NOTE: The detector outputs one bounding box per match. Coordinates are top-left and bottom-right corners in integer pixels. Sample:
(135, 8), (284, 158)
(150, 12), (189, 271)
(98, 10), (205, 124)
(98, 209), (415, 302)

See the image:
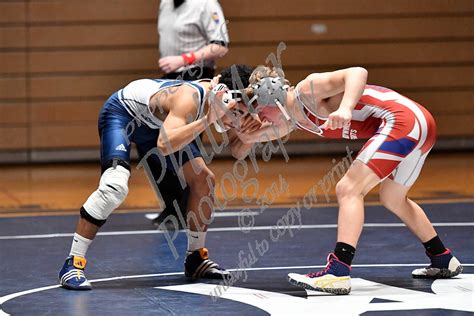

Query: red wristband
(181, 52), (196, 65)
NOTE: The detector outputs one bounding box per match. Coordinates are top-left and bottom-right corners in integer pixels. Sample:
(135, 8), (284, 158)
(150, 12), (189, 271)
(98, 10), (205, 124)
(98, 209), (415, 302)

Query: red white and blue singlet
(296, 85), (437, 186)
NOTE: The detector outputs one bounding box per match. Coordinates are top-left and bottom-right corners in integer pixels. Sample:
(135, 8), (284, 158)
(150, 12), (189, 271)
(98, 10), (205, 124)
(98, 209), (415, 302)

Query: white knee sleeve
(83, 165), (130, 220)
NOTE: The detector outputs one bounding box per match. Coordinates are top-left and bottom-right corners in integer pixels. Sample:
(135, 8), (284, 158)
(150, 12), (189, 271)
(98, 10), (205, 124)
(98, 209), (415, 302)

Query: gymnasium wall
(1, 0), (473, 163)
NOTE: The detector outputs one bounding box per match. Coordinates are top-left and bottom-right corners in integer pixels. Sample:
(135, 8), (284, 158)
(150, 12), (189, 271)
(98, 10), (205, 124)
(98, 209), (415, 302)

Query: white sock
(187, 230), (207, 253)
(69, 233), (93, 258)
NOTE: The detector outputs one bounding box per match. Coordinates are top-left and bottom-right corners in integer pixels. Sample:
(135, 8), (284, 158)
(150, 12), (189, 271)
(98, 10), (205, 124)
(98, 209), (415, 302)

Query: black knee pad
(80, 207), (107, 227)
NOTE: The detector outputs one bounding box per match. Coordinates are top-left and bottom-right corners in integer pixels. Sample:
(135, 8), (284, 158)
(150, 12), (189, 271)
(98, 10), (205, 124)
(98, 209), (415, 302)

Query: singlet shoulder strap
(184, 81), (206, 119)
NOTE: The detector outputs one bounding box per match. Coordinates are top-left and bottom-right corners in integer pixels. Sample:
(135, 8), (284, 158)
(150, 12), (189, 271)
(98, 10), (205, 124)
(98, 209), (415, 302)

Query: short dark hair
(219, 64), (254, 90)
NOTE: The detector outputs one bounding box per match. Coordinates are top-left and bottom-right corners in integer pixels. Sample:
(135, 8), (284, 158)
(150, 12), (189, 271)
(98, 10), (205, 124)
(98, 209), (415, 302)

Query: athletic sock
(334, 242), (356, 266)
(187, 230), (207, 254)
(423, 235), (447, 256)
(69, 233), (93, 258)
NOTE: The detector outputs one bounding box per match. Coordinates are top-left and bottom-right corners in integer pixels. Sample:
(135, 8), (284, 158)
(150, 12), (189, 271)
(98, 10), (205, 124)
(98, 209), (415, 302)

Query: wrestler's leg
(380, 151), (462, 279)
(59, 97), (132, 290)
(379, 179), (436, 242)
(335, 161), (381, 247)
(179, 157), (229, 280)
(288, 161), (380, 295)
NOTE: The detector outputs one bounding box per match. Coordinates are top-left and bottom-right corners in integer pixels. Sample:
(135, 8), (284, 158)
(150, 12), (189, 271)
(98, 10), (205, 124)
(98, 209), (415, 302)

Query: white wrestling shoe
(288, 253), (351, 295)
(412, 249), (463, 279)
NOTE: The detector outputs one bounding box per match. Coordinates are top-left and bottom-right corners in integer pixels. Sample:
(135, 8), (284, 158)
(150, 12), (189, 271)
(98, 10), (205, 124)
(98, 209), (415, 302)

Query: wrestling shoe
(288, 253), (351, 295)
(58, 256), (92, 290)
(412, 249), (463, 279)
(184, 248), (230, 280)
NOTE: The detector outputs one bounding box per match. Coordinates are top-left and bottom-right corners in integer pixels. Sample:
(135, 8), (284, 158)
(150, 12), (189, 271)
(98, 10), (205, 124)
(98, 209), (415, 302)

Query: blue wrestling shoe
(58, 256), (92, 290)
(412, 249), (463, 279)
(184, 248), (230, 280)
(288, 253), (351, 295)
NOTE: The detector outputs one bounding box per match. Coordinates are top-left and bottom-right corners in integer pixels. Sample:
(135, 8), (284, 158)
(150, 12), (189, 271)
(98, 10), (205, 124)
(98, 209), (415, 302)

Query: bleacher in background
(1, 0), (473, 162)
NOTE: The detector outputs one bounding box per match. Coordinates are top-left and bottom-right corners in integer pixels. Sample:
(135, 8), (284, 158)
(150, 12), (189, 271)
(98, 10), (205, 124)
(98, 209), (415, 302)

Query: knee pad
(82, 165), (130, 225)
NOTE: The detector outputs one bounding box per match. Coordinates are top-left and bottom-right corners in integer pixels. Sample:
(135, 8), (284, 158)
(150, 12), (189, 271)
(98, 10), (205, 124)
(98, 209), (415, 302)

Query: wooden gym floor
(0, 151), (473, 315)
(0, 151), (472, 217)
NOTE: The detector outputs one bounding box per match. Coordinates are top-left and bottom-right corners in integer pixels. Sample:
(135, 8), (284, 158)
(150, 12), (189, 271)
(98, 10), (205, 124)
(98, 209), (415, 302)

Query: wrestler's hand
(224, 109), (262, 133)
(158, 55), (185, 73)
(321, 108), (352, 130)
(238, 113), (262, 133)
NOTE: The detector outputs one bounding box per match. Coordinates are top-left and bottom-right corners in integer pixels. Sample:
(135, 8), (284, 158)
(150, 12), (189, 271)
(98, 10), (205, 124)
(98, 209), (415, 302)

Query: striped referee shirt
(158, 0), (229, 71)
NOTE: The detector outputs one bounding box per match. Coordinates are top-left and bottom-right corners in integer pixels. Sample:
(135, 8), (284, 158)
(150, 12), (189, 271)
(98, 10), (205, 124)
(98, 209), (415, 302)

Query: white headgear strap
(209, 84), (245, 133)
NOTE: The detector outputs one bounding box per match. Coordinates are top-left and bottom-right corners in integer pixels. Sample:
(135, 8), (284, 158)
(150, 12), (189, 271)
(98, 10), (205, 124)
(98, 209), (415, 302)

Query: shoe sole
(184, 271), (231, 280)
(288, 275), (350, 295)
(412, 265), (463, 279)
(60, 283), (92, 291)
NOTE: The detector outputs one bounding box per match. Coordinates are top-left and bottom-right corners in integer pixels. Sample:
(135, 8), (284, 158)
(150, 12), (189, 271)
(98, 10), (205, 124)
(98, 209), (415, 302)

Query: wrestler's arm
(302, 67), (368, 129)
(157, 87), (233, 155)
(227, 128), (254, 160)
(157, 95), (208, 155)
(236, 119), (294, 145)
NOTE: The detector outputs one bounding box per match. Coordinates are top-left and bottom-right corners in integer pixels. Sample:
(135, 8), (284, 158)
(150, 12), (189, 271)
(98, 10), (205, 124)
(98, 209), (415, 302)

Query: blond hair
(249, 65), (290, 85)
(244, 65), (291, 103)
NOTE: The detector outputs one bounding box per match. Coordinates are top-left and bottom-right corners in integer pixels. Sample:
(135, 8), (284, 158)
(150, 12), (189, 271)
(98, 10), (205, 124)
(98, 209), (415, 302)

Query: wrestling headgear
(248, 76), (291, 120)
(209, 83), (244, 133)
